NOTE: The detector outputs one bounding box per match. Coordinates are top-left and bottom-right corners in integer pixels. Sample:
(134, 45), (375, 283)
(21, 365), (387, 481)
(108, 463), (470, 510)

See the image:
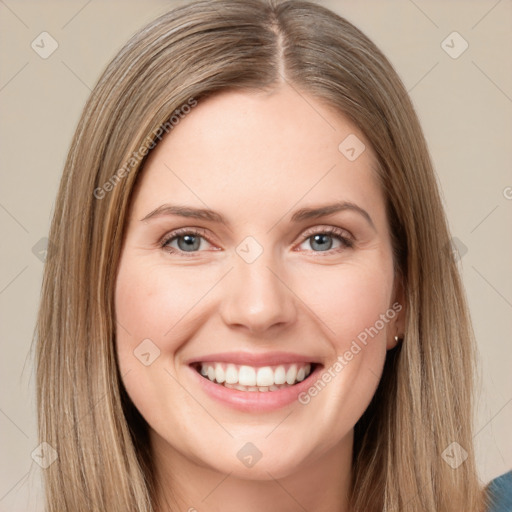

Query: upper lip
(186, 351), (321, 367)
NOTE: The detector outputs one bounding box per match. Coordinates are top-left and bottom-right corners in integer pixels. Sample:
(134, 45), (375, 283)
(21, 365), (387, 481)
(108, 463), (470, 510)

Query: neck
(150, 429), (353, 512)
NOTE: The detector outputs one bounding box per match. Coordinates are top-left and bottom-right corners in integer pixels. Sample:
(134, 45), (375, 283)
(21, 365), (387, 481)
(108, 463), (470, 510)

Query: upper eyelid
(160, 226), (210, 244)
(160, 225), (353, 250)
(300, 225), (353, 240)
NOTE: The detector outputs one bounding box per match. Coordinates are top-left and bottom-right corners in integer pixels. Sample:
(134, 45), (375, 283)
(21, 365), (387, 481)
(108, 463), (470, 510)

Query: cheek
(114, 256), (209, 362)
(113, 254), (178, 391)
(113, 253), (226, 390)
(291, 259), (394, 417)
(300, 258), (395, 348)
(114, 257), (203, 435)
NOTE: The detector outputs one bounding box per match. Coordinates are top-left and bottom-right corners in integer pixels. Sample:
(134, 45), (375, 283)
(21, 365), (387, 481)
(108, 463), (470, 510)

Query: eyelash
(159, 226), (354, 257)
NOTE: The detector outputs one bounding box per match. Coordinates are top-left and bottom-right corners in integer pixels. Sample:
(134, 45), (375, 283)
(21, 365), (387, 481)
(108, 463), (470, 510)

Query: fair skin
(115, 83), (404, 512)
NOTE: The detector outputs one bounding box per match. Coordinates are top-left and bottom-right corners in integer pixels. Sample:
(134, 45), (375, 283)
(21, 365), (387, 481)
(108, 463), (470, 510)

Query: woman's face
(115, 84), (403, 481)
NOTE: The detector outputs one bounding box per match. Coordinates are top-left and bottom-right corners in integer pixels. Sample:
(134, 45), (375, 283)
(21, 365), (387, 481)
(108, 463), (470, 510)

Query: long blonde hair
(35, 0), (485, 510)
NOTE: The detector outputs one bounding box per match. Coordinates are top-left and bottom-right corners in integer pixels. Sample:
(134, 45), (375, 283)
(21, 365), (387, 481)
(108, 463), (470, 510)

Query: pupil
(175, 234), (334, 252)
(311, 234), (332, 251)
(178, 235), (200, 251)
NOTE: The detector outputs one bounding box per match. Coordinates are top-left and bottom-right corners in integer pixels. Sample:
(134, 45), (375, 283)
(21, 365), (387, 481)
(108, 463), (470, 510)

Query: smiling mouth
(192, 362), (317, 392)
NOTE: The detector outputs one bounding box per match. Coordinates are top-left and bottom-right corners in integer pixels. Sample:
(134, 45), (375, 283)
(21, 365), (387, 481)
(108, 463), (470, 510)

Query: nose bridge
(219, 240), (297, 332)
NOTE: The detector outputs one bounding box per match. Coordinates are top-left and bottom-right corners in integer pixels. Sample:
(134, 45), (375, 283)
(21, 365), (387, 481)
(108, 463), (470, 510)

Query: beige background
(1, 0), (511, 509)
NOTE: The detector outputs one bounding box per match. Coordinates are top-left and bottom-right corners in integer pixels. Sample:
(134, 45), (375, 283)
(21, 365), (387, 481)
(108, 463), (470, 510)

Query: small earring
(394, 335), (403, 343)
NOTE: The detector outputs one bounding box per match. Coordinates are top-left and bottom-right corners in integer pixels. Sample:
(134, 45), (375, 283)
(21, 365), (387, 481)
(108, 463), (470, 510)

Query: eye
(160, 228), (215, 255)
(297, 226), (354, 254)
(160, 226), (354, 257)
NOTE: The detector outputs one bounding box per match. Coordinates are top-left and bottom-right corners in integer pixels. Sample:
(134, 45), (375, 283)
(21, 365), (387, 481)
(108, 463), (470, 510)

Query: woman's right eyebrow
(140, 204), (227, 225)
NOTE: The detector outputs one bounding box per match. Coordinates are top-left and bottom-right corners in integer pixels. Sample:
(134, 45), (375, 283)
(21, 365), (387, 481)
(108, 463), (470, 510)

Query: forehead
(130, 85), (385, 228)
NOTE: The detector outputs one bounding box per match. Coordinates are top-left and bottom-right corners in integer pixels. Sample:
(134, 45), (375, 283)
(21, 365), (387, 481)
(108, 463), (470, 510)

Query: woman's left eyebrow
(289, 201), (376, 231)
(140, 200), (376, 231)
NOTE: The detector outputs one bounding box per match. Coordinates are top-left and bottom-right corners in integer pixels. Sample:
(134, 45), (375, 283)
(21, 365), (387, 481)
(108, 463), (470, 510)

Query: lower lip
(188, 364), (322, 412)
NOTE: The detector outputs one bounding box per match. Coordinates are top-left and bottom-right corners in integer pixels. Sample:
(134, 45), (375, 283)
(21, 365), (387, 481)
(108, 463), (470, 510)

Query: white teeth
(239, 365), (256, 386)
(215, 363), (225, 383)
(197, 361), (314, 390)
(274, 366), (286, 385)
(256, 366), (274, 387)
(286, 364), (297, 385)
(225, 364), (238, 384)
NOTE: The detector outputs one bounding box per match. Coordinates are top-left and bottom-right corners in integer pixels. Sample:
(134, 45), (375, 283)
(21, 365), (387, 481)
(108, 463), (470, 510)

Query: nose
(219, 250), (298, 335)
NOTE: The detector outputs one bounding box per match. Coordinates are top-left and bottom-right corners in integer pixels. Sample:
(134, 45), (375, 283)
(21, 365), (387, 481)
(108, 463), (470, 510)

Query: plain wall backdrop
(0, 0), (511, 509)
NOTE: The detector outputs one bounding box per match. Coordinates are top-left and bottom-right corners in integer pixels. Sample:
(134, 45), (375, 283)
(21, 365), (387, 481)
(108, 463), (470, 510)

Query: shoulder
(486, 470), (512, 512)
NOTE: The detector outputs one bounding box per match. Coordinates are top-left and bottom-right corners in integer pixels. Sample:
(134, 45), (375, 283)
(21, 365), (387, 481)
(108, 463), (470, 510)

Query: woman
(35, 0), (493, 510)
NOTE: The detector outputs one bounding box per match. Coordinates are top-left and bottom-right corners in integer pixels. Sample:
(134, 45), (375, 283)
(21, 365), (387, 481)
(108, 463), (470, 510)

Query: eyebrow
(140, 201), (376, 231)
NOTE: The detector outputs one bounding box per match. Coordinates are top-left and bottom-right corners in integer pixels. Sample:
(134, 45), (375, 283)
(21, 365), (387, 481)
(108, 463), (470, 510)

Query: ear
(387, 273), (406, 350)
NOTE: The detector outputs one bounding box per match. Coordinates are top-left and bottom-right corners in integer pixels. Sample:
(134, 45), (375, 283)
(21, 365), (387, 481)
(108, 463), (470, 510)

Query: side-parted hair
(35, 0), (485, 510)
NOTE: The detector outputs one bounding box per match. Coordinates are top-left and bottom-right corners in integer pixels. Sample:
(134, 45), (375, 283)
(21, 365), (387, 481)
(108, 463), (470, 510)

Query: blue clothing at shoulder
(487, 471), (512, 512)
